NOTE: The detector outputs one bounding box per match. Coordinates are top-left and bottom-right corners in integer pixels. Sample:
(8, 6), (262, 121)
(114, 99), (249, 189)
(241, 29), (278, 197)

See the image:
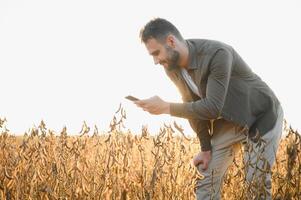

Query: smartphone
(125, 95), (140, 101)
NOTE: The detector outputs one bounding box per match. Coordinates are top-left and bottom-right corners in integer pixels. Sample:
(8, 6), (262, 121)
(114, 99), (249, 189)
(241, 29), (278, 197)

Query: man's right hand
(192, 150), (212, 170)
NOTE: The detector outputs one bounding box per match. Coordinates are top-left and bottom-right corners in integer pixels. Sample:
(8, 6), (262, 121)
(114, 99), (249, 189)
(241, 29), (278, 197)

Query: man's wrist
(201, 150), (211, 154)
(165, 102), (170, 114)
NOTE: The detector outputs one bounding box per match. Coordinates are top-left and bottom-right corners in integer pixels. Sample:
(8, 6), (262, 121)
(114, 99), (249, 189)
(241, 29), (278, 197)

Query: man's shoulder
(186, 39), (233, 54)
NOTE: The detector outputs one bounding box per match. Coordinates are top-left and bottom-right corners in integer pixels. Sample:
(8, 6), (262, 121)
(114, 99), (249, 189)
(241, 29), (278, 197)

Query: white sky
(0, 0), (300, 135)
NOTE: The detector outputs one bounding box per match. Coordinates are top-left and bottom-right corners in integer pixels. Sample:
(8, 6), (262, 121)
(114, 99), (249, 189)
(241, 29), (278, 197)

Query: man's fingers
(192, 151), (211, 170)
(135, 101), (148, 109)
(193, 158), (203, 166)
(133, 97), (163, 115)
(139, 106), (156, 114)
(149, 110), (160, 115)
(134, 101), (145, 107)
(136, 104), (157, 113)
(200, 160), (209, 170)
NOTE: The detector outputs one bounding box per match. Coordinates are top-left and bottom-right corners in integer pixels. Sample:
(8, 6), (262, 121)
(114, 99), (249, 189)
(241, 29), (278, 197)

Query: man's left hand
(192, 150), (212, 171)
(134, 95), (170, 115)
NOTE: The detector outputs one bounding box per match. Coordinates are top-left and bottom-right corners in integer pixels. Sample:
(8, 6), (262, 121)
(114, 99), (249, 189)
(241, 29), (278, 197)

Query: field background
(0, 108), (300, 200)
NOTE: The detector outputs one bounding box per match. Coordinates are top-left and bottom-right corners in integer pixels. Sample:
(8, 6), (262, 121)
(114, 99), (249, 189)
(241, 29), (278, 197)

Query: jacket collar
(185, 40), (198, 70)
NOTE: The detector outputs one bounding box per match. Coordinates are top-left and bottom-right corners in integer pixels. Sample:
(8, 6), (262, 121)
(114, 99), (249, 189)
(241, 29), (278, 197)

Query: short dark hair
(140, 18), (184, 43)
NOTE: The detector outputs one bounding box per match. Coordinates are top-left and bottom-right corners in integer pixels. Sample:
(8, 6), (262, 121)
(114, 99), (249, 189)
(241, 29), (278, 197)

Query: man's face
(145, 38), (180, 71)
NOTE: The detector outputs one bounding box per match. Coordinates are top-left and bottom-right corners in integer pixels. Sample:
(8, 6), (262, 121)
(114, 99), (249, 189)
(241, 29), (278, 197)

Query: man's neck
(178, 42), (190, 69)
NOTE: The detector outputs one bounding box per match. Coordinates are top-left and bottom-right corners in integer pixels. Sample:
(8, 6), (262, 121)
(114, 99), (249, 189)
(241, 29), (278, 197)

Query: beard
(164, 45), (180, 71)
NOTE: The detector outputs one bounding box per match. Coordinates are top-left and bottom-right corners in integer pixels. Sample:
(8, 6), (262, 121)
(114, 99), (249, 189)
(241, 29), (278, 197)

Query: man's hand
(192, 150), (212, 170)
(134, 95), (170, 115)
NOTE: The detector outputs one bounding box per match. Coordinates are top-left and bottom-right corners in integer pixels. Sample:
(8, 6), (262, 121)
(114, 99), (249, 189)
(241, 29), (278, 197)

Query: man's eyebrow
(150, 50), (159, 56)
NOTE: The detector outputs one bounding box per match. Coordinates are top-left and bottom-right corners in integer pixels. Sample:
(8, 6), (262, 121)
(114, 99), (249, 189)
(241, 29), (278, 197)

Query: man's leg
(243, 105), (284, 199)
(195, 120), (246, 200)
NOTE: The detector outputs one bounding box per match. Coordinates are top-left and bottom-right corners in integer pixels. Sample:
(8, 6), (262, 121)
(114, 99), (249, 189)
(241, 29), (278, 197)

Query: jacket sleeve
(188, 118), (212, 151)
(169, 48), (233, 120)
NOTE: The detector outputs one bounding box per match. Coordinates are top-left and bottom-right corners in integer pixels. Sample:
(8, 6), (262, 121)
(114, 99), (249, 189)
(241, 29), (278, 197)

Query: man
(135, 18), (283, 200)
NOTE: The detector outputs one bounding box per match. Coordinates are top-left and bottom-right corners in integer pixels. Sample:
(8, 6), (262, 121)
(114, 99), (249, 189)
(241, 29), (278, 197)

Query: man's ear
(166, 35), (176, 48)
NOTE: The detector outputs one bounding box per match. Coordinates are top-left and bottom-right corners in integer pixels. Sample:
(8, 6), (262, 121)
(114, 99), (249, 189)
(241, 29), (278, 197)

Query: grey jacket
(166, 39), (280, 151)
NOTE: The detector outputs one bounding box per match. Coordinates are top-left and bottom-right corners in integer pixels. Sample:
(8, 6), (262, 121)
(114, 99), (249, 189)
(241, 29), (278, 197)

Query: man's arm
(169, 48), (233, 120)
(189, 118), (212, 151)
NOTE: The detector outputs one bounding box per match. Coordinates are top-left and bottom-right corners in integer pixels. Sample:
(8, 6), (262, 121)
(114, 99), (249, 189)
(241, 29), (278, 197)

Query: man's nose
(153, 57), (159, 65)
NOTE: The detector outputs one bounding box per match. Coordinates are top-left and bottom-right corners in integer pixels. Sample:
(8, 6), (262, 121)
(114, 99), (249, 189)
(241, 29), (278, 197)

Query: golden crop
(0, 106), (300, 200)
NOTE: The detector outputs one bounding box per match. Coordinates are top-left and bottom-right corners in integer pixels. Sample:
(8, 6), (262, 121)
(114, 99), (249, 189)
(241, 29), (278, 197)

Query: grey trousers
(195, 105), (284, 200)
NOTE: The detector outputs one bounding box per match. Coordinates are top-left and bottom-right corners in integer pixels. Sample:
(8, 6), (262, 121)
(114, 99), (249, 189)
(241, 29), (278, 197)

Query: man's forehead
(146, 38), (160, 45)
(145, 38), (163, 51)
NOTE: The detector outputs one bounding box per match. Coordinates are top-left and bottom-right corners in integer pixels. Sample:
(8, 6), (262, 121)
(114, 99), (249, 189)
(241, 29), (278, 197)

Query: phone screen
(125, 95), (140, 101)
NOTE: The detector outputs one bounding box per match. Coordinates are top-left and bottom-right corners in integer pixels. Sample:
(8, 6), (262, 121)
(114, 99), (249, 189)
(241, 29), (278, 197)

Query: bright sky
(0, 0), (300, 135)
